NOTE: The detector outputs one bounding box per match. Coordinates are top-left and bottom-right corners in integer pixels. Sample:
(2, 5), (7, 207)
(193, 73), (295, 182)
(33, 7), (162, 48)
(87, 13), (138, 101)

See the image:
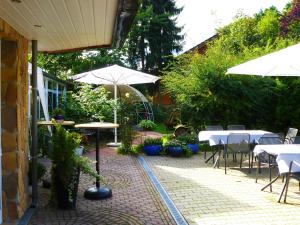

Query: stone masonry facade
(0, 18), (29, 223)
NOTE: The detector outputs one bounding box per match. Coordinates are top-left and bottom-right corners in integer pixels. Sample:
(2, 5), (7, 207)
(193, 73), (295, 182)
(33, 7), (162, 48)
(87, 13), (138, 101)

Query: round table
(75, 122), (119, 200)
(37, 120), (75, 126)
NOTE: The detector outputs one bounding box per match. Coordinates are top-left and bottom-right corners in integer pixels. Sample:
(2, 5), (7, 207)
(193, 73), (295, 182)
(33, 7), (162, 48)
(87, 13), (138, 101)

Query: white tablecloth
(253, 144), (300, 174)
(198, 130), (271, 146)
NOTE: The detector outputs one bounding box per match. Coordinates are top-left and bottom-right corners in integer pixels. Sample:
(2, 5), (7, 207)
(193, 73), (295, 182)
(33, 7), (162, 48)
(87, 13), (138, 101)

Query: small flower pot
(168, 146), (183, 157)
(54, 115), (64, 123)
(187, 143), (199, 154)
(144, 145), (162, 156)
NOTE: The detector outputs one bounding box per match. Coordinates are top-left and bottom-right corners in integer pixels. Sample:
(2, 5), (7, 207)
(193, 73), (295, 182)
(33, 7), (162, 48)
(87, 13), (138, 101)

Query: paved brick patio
(145, 153), (300, 225)
(29, 145), (175, 225)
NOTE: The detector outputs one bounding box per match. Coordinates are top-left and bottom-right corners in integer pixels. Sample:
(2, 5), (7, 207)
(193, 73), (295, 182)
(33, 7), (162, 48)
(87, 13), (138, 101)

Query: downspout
(112, 0), (139, 48)
(31, 40), (38, 208)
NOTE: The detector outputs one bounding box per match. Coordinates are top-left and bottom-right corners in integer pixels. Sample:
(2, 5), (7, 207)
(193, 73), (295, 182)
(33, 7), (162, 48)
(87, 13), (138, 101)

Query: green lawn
(153, 123), (173, 134)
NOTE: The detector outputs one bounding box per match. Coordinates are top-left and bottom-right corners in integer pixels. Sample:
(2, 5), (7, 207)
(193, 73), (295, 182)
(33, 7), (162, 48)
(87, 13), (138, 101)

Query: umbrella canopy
(226, 43), (300, 76)
(72, 64), (160, 85)
(72, 65), (159, 146)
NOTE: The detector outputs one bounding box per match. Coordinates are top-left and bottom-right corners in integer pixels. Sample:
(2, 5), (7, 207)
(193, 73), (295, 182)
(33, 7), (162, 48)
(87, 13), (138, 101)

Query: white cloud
(176, 0), (291, 52)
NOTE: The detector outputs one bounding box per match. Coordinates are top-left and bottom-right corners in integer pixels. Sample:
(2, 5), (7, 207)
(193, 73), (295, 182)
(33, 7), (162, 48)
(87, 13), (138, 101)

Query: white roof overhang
(0, 0), (138, 52)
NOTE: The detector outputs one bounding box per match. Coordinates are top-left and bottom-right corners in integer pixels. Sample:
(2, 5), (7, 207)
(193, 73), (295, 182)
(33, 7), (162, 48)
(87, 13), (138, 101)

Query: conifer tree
(126, 0), (183, 75)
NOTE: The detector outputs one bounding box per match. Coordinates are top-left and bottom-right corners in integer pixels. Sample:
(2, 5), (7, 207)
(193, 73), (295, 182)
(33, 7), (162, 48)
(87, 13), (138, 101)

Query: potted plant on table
(52, 108), (65, 123)
(50, 123), (99, 209)
(177, 133), (200, 154)
(143, 138), (163, 156)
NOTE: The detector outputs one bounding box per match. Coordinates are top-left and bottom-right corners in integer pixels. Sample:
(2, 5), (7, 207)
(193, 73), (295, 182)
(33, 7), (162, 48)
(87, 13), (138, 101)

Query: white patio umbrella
(226, 43), (300, 76)
(72, 64), (160, 146)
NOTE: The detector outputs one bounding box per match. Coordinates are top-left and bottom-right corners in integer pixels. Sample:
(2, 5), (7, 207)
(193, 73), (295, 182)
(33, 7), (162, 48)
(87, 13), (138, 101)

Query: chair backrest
(292, 136), (300, 144)
(258, 134), (283, 145)
(205, 125), (223, 131)
(227, 133), (250, 153)
(257, 134), (282, 164)
(227, 124), (246, 130)
(284, 128), (298, 144)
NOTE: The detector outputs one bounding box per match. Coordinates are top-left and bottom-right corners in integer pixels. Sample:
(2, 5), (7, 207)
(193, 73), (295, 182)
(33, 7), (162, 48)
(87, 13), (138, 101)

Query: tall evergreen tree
(126, 0), (183, 75)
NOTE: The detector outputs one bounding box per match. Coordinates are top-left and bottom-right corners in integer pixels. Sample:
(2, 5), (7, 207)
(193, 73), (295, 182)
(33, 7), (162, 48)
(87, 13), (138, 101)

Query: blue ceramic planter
(168, 146), (183, 157)
(187, 143), (199, 154)
(54, 115), (64, 123)
(144, 145), (162, 156)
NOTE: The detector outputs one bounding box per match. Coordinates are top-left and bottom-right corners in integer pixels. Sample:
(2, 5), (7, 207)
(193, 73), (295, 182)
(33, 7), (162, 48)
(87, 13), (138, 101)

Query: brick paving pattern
(145, 153), (300, 225)
(29, 145), (176, 225)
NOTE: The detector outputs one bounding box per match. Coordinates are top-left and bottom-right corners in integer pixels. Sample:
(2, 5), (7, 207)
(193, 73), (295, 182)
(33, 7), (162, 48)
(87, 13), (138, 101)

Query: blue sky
(176, 0), (291, 52)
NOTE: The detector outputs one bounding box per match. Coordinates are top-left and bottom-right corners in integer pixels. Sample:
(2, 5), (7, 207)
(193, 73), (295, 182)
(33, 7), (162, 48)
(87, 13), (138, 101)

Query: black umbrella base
(84, 186), (112, 200)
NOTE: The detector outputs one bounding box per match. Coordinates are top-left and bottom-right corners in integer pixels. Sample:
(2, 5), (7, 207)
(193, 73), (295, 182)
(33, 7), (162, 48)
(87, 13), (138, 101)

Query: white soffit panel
(0, 0), (119, 52)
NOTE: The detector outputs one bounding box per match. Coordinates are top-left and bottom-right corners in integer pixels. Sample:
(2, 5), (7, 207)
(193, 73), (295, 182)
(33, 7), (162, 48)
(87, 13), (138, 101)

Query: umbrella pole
(107, 84), (121, 147)
(114, 84), (118, 144)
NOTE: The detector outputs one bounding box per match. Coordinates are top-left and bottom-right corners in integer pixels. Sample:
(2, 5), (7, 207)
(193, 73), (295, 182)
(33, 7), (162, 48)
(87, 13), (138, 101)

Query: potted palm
(143, 138), (163, 156)
(50, 122), (99, 209)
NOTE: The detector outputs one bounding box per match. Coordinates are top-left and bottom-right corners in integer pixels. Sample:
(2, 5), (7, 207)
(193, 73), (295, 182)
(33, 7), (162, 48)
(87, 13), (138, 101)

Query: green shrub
(153, 123), (172, 134)
(182, 145), (193, 157)
(51, 122), (99, 208)
(133, 143), (144, 154)
(152, 104), (172, 123)
(200, 143), (212, 152)
(164, 139), (182, 147)
(118, 144), (142, 156)
(162, 134), (175, 145)
(177, 133), (199, 144)
(144, 138), (162, 146)
(138, 120), (157, 130)
(165, 139), (192, 157)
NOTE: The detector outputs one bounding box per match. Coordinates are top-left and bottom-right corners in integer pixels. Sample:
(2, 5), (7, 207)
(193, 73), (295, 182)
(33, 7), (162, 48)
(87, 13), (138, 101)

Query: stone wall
(0, 18), (29, 223)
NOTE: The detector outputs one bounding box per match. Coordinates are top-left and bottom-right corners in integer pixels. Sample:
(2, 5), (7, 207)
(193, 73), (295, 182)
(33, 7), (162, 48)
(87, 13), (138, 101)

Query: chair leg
(278, 175), (288, 203)
(217, 150), (221, 168)
(284, 174), (290, 203)
(240, 153), (243, 168)
(262, 174), (280, 191)
(255, 157), (260, 183)
(248, 152), (251, 173)
(268, 155), (272, 192)
(224, 148), (227, 174)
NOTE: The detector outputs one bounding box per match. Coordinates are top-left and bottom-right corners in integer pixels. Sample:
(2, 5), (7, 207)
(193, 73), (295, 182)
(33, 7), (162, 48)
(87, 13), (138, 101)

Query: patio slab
(29, 146), (176, 225)
(144, 153), (300, 225)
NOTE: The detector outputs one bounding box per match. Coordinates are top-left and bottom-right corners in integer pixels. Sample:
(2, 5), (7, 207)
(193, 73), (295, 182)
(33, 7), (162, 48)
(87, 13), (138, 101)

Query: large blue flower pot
(187, 143), (199, 154)
(168, 146), (183, 157)
(144, 145), (162, 156)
